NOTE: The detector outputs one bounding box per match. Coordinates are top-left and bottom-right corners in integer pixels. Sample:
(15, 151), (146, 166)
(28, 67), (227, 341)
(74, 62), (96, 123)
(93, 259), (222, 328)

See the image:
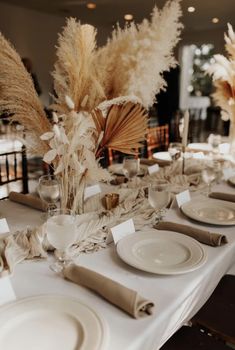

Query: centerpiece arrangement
(208, 23), (235, 157)
(0, 0), (183, 213)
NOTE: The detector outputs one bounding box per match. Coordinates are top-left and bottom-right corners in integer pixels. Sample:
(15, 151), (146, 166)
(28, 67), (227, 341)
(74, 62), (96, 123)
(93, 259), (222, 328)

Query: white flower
(65, 95), (75, 110)
(52, 112), (59, 123)
(43, 149), (57, 163)
(40, 132), (54, 141)
(53, 124), (61, 139)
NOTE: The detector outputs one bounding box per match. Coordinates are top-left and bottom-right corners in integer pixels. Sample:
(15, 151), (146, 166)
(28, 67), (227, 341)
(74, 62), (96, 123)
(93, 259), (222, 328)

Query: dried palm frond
(0, 33), (51, 155)
(52, 18), (106, 113)
(92, 101), (148, 157)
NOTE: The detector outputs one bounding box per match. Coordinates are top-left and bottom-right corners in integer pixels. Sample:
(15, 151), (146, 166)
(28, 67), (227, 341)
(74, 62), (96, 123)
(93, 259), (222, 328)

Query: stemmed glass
(46, 208), (77, 272)
(148, 184), (170, 210)
(202, 169), (216, 196)
(122, 156), (140, 181)
(38, 174), (61, 212)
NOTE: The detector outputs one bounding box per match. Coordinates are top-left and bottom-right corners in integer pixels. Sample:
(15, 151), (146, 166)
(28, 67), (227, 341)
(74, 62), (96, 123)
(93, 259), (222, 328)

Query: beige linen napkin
(9, 192), (48, 211)
(154, 221), (228, 247)
(209, 192), (235, 203)
(63, 264), (155, 319)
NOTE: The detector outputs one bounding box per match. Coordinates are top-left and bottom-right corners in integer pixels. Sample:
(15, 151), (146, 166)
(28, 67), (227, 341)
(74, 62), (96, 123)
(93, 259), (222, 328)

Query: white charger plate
(153, 151), (172, 162)
(228, 175), (235, 186)
(181, 198), (235, 226)
(0, 295), (108, 350)
(108, 163), (145, 176)
(116, 230), (206, 275)
(187, 143), (213, 152)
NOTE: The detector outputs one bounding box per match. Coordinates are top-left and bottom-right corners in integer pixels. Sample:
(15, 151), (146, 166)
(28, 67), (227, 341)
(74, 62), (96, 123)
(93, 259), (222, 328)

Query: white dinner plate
(0, 295), (108, 350)
(153, 151), (172, 162)
(187, 143), (213, 152)
(181, 198), (235, 226)
(228, 175), (235, 186)
(116, 230), (206, 275)
(108, 163), (145, 176)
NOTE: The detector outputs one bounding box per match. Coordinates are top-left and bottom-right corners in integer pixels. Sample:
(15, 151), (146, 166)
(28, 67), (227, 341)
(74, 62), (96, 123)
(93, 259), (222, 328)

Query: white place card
(223, 168), (235, 180)
(0, 218), (10, 238)
(84, 184), (101, 200)
(107, 219), (135, 245)
(0, 276), (16, 306)
(176, 190), (191, 208)
(148, 164), (160, 175)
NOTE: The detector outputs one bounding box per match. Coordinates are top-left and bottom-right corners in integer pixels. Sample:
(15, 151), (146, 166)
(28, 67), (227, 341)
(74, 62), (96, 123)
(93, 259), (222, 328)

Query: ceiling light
(187, 6), (195, 13)
(212, 17), (219, 24)
(87, 2), (96, 9)
(124, 14), (133, 21)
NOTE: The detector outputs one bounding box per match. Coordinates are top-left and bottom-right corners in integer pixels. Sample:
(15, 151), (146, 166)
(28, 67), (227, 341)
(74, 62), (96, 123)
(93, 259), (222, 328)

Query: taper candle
(182, 110), (189, 148)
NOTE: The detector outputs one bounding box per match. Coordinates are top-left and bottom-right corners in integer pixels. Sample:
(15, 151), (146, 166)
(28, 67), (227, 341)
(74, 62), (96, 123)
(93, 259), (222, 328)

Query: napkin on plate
(9, 192), (48, 211)
(63, 264), (155, 319)
(154, 221), (228, 247)
(209, 192), (235, 203)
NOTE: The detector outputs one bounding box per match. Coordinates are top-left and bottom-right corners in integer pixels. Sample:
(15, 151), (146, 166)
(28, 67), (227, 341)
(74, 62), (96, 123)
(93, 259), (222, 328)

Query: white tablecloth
(0, 183), (235, 350)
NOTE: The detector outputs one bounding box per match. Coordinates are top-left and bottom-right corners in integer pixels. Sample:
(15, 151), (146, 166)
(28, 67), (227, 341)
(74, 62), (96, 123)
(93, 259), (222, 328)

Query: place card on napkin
(0, 275), (16, 306)
(84, 184), (101, 200)
(175, 190), (191, 208)
(209, 192), (235, 203)
(63, 264), (155, 319)
(223, 168), (235, 180)
(154, 221), (228, 247)
(0, 218), (10, 238)
(9, 192), (48, 212)
(107, 219), (135, 245)
(148, 164), (160, 175)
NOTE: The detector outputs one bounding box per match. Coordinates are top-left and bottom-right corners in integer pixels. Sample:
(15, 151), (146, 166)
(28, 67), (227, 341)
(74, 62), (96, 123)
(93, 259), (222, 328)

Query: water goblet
(38, 174), (61, 211)
(122, 156), (140, 180)
(46, 208), (77, 272)
(202, 169), (216, 196)
(148, 184), (170, 210)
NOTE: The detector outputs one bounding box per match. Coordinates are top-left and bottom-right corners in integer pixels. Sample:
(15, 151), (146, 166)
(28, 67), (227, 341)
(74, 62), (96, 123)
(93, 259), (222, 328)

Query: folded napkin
(154, 221), (228, 247)
(209, 192), (235, 203)
(63, 264), (155, 319)
(9, 192), (48, 211)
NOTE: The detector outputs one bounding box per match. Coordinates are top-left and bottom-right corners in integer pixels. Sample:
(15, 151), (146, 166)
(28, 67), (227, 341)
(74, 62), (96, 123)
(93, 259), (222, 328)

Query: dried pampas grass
(52, 18), (106, 113)
(92, 101), (148, 157)
(0, 33), (50, 155)
(208, 24), (235, 122)
(95, 0), (183, 109)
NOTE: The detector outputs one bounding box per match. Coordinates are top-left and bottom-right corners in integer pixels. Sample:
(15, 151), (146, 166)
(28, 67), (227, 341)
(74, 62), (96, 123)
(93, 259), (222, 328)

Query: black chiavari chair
(0, 145), (28, 199)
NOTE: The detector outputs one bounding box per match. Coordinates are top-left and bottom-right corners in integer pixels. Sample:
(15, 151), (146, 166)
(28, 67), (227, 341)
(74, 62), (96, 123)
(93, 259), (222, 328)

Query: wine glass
(38, 174), (61, 211)
(202, 169), (216, 196)
(148, 184), (170, 210)
(46, 208), (77, 272)
(122, 156), (140, 180)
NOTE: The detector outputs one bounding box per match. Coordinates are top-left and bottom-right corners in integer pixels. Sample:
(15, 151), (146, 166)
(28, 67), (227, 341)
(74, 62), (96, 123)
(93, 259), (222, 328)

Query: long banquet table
(0, 182), (235, 350)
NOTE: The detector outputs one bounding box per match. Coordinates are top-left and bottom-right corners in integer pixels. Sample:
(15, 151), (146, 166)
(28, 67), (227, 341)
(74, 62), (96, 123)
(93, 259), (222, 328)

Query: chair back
(146, 124), (169, 158)
(0, 145), (28, 199)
